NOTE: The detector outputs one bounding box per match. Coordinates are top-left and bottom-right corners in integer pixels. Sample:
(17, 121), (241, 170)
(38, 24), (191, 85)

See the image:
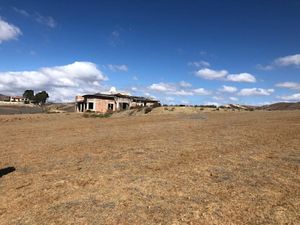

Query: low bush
(144, 107), (153, 114)
(164, 107), (175, 111)
(83, 112), (112, 118)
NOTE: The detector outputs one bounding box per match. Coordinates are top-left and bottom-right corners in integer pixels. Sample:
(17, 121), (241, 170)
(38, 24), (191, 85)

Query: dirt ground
(0, 110), (299, 225)
(0, 103), (75, 115)
(0, 105), (44, 115)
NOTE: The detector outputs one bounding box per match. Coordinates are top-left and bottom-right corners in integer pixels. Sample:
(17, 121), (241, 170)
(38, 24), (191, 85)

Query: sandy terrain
(0, 110), (299, 224)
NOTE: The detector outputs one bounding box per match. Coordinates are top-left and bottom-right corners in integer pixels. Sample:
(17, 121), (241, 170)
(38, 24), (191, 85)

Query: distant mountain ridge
(258, 102), (300, 110)
(219, 102), (300, 111)
(0, 93), (9, 101)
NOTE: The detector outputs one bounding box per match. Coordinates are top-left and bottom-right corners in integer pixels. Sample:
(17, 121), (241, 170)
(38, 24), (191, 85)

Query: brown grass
(0, 111), (299, 224)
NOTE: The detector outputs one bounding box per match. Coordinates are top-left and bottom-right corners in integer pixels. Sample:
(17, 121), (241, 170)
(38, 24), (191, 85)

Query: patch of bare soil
(0, 111), (299, 224)
(0, 104), (43, 115)
(44, 103), (75, 113)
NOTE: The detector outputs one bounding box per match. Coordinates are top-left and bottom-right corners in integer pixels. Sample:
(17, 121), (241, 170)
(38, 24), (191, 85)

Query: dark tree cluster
(23, 90), (49, 105)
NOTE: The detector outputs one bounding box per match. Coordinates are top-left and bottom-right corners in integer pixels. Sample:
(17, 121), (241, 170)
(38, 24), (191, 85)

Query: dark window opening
(121, 103), (129, 110)
(88, 102), (94, 110)
(108, 103), (114, 110)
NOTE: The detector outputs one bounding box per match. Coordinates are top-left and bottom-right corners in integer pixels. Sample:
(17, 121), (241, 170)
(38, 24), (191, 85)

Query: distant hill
(259, 102), (300, 110)
(0, 94), (9, 101)
(219, 102), (300, 111)
(44, 103), (75, 113)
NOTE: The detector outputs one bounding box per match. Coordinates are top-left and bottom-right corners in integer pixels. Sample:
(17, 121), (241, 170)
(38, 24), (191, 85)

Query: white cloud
(0, 61), (108, 102)
(227, 73), (256, 83)
(219, 85), (238, 93)
(188, 60), (210, 67)
(256, 101), (275, 106)
(108, 87), (117, 93)
(195, 68), (228, 80)
(168, 88), (210, 96)
(205, 102), (220, 106)
(277, 93), (300, 101)
(195, 67), (256, 83)
(212, 96), (224, 100)
(179, 81), (192, 87)
(238, 88), (274, 96)
(112, 30), (119, 38)
(229, 97), (239, 101)
(148, 81), (211, 97)
(35, 13), (56, 28)
(109, 30), (122, 46)
(144, 92), (157, 99)
(132, 76), (138, 80)
(13, 7), (57, 28)
(149, 82), (175, 92)
(275, 54), (300, 67)
(172, 90), (194, 96)
(12, 7), (30, 17)
(193, 88), (211, 95)
(276, 82), (300, 90)
(107, 64), (128, 72)
(256, 64), (274, 71)
(165, 97), (175, 101)
(258, 53), (300, 70)
(0, 18), (22, 44)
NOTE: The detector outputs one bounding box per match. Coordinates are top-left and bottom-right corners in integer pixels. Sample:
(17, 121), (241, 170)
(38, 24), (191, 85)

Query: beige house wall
(93, 99), (115, 113)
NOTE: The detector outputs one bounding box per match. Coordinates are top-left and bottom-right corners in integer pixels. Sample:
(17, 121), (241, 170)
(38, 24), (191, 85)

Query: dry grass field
(0, 110), (299, 225)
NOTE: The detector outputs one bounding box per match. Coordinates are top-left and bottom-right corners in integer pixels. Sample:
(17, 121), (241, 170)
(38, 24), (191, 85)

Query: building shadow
(0, 167), (15, 177)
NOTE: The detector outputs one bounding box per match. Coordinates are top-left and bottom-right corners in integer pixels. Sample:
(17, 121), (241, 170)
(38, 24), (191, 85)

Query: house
(9, 96), (27, 102)
(0, 94), (28, 103)
(75, 93), (160, 113)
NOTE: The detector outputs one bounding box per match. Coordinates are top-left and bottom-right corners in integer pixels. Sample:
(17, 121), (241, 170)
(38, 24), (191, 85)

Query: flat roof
(82, 93), (160, 102)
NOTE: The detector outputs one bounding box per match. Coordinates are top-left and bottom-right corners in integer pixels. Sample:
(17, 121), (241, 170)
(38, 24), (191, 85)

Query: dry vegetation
(0, 110), (299, 224)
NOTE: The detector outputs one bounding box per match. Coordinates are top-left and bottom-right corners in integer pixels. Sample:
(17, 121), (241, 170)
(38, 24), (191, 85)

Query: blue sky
(0, 0), (299, 104)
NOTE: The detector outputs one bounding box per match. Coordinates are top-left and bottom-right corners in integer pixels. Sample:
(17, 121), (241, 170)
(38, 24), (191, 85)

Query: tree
(34, 91), (49, 105)
(23, 90), (35, 100)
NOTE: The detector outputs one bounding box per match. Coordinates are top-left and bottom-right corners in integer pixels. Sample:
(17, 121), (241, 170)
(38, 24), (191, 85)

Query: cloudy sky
(0, 0), (299, 104)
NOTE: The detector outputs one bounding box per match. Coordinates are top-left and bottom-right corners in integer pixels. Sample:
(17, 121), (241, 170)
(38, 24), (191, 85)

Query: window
(88, 102), (94, 110)
(108, 103), (114, 110)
